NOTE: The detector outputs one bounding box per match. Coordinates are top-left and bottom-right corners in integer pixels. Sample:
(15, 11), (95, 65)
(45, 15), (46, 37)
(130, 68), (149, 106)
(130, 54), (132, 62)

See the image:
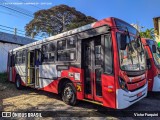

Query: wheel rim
(16, 79), (20, 88)
(64, 86), (73, 100)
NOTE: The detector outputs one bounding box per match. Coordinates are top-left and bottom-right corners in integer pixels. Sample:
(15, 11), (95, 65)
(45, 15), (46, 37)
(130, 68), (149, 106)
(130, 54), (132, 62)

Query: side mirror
(152, 45), (156, 53)
(120, 34), (127, 50)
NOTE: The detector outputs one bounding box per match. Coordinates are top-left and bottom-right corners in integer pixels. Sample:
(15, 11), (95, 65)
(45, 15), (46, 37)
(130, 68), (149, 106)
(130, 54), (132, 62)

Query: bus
(141, 38), (160, 91)
(7, 17), (148, 109)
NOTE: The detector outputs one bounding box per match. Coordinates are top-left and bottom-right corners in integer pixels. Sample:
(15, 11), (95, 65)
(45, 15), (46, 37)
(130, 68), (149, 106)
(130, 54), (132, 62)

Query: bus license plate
(137, 92), (142, 97)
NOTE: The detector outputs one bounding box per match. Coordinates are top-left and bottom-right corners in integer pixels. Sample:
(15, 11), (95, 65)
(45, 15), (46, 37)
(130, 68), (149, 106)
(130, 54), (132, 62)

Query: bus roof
(11, 17), (135, 52)
(11, 17), (114, 52)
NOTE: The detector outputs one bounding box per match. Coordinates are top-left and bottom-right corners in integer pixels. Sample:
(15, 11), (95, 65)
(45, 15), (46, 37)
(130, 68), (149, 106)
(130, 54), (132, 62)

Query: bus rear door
(8, 52), (12, 82)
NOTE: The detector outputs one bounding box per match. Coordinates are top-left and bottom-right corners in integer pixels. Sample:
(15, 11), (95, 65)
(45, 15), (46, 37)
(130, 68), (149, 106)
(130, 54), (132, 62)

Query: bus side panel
(68, 67), (84, 100)
(60, 67), (84, 100)
(39, 66), (84, 100)
(39, 64), (58, 93)
(147, 66), (154, 91)
(12, 67), (17, 82)
(15, 64), (26, 83)
(40, 79), (58, 94)
(102, 74), (116, 109)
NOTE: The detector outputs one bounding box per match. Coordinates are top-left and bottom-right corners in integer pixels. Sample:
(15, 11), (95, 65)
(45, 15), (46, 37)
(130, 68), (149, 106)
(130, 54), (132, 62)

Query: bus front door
(83, 36), (103, 102)
(27, 51), (35, 85)
(35, 49), (41, 88)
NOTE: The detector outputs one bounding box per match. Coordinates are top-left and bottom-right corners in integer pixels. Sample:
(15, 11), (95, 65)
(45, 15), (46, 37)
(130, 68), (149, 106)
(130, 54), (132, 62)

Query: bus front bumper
(116, 82), (148, 109)
(152, 75), (160, 91)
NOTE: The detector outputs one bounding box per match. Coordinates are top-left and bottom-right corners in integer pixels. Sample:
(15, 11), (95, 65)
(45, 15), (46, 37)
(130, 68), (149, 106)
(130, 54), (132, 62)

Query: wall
(0, 42), (20, 73)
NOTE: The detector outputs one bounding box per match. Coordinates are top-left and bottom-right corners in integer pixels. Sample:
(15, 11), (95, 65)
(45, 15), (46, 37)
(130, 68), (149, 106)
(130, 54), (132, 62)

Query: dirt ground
(0, 77), (160, 120)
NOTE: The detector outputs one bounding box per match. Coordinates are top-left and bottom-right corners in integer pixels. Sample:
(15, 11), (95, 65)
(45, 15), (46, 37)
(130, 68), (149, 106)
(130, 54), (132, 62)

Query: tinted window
(48, 43), (55, 52)
(95, 38), (101, 65)
(42, 43), (55, 62)
(104, 35), (113, 74)
(16, 51), (22, 64)
(67, 37), (76, 48)
(57, 37), (77, 62)
(115, 19), (138, 35)
(57, 50), (76, 61)
(22, 50), (26, 64)
(58, 40), (66, 50)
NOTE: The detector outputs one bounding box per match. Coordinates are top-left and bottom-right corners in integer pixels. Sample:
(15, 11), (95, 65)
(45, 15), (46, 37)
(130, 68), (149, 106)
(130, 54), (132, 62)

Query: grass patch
(0, 72), (8, 83)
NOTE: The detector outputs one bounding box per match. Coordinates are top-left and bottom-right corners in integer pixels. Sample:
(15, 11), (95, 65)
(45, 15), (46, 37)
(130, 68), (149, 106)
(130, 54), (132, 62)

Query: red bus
(7, 17), (148, 109)
(141, 38), (160, 91)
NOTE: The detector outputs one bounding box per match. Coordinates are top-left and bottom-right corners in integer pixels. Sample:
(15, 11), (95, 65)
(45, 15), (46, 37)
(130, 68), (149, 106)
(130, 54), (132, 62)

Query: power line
(1, 0), (34, 17)
(0, 4), (33, 18)
(0, 1), (47, 39)
(0, 10), (20, 18)
(0, 27), (14, 33)
(0, 24), (25, 32)
(0, 26), (43, 40)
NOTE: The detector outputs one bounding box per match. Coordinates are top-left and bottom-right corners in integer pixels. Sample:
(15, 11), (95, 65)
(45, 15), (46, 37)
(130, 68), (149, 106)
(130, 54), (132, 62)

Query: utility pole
(14, 28), (17, 35)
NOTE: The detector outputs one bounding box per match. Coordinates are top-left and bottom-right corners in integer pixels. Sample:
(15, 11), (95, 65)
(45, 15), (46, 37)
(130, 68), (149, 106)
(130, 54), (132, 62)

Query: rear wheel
(15, 76), (23, 90)
(62, 83), (77, 106)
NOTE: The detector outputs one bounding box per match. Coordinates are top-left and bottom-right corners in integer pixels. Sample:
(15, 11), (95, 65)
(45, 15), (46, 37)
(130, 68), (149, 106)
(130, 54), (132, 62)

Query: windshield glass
(115, 19), (138, 35)
(147, 40), (160, 66)
(117, 33), (146, 71)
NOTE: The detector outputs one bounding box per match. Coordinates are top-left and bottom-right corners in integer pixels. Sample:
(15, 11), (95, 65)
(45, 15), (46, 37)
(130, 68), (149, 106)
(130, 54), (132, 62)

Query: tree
(25, 4), (97, 38)
(140, 28), (155, 39)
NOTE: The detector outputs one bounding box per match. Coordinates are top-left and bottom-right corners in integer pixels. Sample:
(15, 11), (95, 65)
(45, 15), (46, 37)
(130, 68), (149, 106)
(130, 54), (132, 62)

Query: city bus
(141, 38), (160, 91)
(7, 17), (148, 109)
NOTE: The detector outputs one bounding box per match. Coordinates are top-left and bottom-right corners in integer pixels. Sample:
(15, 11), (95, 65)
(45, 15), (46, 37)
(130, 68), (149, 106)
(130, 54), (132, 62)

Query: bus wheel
(62, 83), (77, 106)
(15, 76), (23, 90)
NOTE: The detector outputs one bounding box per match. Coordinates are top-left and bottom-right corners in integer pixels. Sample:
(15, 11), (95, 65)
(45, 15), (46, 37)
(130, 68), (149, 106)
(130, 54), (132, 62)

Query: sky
(0, 0), (160, 38)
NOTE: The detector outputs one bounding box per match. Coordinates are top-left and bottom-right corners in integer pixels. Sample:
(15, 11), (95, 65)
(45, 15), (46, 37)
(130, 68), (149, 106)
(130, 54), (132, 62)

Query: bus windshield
(117, 33), (146, 71)
(147, 40), (160, 66)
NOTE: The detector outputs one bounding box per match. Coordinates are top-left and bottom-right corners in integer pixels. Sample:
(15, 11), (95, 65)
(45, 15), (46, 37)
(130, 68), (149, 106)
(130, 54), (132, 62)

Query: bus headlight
(119, 77), (128, 92)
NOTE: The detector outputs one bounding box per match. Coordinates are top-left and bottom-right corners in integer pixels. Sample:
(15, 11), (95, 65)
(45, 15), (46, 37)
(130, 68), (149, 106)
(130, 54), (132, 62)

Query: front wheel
(15, 76), (23, 90)
(62, 83), (77, 106)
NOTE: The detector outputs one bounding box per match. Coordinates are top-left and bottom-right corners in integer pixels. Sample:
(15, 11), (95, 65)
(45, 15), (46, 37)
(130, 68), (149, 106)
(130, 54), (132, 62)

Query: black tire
(62, 82), (77, 106)
(15, 75), (23, 90)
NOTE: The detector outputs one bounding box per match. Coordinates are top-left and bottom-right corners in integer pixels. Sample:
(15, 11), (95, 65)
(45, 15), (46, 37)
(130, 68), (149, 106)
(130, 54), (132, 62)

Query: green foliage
(0, 72), (8, 83)
(140, 28), (155, 39)
(25, 4), (97, 38)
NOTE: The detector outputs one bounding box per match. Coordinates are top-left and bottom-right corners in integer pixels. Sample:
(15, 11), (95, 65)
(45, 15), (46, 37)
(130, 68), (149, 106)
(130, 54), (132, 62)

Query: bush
(0, 72), (8, 83)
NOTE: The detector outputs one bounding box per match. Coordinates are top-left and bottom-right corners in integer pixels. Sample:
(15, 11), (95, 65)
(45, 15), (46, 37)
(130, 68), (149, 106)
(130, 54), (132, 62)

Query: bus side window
(58, 40), (66, 50)
(22, 50), (26, 64)
(16, 51), (22, 64)
(42, 44), (48, 62)
(67, 37), (76, 48)
(48, 43), (55, 62)
(95, 38), (102, 65)
(104, 35), (113, 74)
(42, 43), (55, 62)
(57, 37), (77, 61)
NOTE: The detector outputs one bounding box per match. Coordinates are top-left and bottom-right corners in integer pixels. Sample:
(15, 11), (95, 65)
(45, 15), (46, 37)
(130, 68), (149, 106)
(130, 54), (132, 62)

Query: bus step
(26, 83), (35, 86)
(83, 99), (103, 105)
